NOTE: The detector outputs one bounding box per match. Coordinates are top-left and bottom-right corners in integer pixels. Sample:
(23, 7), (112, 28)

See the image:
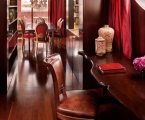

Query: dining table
(26, 22), (55, 53)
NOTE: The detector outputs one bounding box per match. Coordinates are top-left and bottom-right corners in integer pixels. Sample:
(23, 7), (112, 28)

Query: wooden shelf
(8, 44), (17, 60)
(9, 5), (17, 8)
(6, 0), (18, 93)
(0, 0), (18, 93)
(9, 18), (17, 25)
(7, 30), (17, 41)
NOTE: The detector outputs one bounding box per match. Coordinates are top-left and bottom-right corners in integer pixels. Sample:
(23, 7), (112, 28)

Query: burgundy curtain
(50, 0), (58, 26)
(108, 0), (132, 59)
(49, 0), (66, 36)
(57, 0), (66, 36)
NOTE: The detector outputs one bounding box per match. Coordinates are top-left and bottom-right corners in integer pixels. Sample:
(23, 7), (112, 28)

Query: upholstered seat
(19, 19), (35, 50)
(58, 90), (98, 119)
(48, 18), (64, 40)
(23, 32), (34, 38)
(44, 53), (99, 120)
(34, 22), (49, 56)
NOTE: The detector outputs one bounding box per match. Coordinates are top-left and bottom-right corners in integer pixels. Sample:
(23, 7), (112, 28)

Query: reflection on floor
(0, 38), (141, 120)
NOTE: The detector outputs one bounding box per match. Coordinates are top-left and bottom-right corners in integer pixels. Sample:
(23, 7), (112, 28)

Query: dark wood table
(79, 51), (145, 120)
(26, 23), (55, 52)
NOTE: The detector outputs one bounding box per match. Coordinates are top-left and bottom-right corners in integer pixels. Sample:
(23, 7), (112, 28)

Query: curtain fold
(109, 0), (132, 59)
(49, 0), (66, 36)
(57, 0), (66, 36)
(50, 0), (58, 27)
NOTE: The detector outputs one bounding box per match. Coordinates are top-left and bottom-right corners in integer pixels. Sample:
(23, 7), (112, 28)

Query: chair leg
(34, 42), (37, 56)
(49, 37), (52, 50)
(46, 42), (48, 57)
(32, 39), (35, 48)
(36, 42), (38, 54)
(32, 41), (35, 57)
(57, 37), (61, 48)
(22, 38), (25, 50)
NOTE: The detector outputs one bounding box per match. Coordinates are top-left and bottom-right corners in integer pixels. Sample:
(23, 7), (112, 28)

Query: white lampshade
(135, 0), (145, 10)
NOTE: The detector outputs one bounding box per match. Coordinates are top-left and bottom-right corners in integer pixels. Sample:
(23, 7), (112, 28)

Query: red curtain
(50, 0), (58, 26)
(57, 0), (66, 36)
(108, 0), (132, 59)
(49, 0), (66, 36)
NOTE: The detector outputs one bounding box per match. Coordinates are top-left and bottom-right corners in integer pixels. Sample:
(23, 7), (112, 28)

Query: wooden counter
(79, 51), (145, 120)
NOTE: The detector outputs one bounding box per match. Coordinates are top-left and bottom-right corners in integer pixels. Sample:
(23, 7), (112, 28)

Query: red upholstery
(19, 19), (35, 50)
(49, 30), (61, 37)
(58, 90), (98, 119)
(20, 19), (35, 38)
(34, 22), (49, 55)
(23, 32), (35, 38)
(44, 53), (99, 120)
(48, 18), (64, 38)
(34, 22), (48, 42)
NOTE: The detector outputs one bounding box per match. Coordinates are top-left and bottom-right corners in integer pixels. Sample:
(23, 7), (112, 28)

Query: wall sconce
(135, 0), (145, 10)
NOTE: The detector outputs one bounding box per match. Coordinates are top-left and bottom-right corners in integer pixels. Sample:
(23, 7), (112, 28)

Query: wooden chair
(19, 19), (35, 50)
(44, 53), (99, 120)
(35, 17), (45, 24)
(34, 22), (49, 56)
(48, 18), (64, 44)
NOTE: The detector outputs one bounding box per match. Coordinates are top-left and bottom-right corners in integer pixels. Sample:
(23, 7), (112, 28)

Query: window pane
(21, 0), (48, 12)
(19, 0), (49, 25)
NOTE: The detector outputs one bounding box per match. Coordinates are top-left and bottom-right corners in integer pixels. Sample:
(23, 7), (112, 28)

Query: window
(21, 0), (48, 12)
(19, 0), (49, 25)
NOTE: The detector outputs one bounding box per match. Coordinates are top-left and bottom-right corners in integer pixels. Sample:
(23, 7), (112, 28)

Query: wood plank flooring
(0, 37), (141, 120)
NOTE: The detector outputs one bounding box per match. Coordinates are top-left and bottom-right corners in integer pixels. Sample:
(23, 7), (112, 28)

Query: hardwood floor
(0, 38), (141, 120)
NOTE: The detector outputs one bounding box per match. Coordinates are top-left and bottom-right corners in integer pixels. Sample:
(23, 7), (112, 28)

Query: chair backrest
(35, 22), (48, 42)
(57, 18), (64, 30)
(35, 17), (45, 24)
(18, 19), (26, 35)
(44, 53), (66, 106)
(57, 18), (62, 28)
(56, 18), (64, 37)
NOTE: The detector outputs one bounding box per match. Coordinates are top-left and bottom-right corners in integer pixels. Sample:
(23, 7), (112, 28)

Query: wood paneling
(0, 0), (8, 93)
(72, 31), (83, 88)
(82, 0), (110, 89)
(66, 0), (110, 89)
(66, 30), (83, 88)
(66, 0), (74, 29)
(83, 0), (110, 53)
(131, 0), (145, 58)
(66, 30), (73, 70)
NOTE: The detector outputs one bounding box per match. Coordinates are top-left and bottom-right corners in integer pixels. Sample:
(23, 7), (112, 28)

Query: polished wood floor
(0, 38), (141, 120)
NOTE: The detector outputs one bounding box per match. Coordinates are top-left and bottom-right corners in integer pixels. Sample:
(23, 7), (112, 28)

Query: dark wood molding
(80, 51), (145, 120)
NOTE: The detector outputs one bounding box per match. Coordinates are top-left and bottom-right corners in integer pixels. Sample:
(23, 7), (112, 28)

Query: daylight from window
(21, 0), (48, 12)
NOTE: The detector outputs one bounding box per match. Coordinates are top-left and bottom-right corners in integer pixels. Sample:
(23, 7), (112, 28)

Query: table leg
(52, 30), (54, 52)
(29, 32), (30, 53)
(100, 86), (119, 104)
(103, 86), (108, 97)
